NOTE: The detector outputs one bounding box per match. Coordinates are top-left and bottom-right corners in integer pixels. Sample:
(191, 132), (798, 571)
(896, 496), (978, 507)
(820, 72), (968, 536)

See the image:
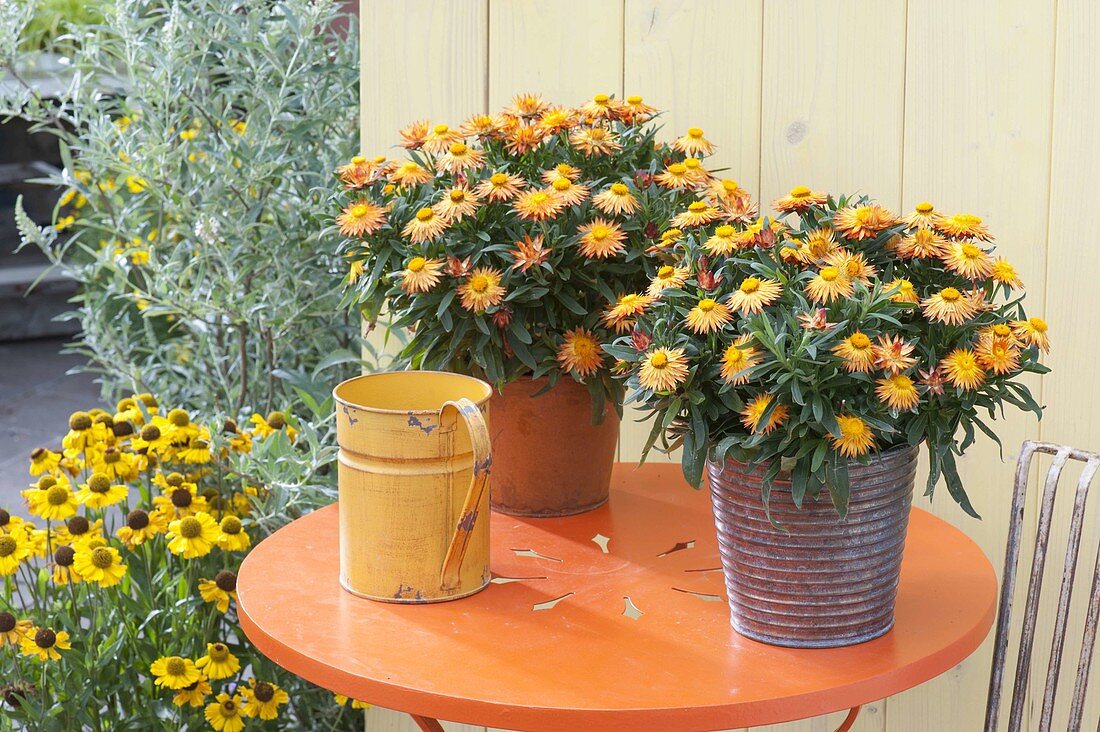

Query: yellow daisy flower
(740, 394), (789, 434)
(805, 266), (853, 305)
(654, 162), (694, 190)
(75, 473), (128, 509)
(389, 160), (433, 187)
(991, 258), (1023, 289)
(28, 447), (61, 476)
(720, 336), (761, 385)
(577, 218), (627, 258)
(638, 348), (690, 392)
(832, 331), (877, 373)
(937, 213), (993, 241)
(0, 529), (31, 576)
(876, 374), (921, 411)
(921, 286), (979, 325)
(672, 127), (715, 156)
(835, 205), (898, 242)
(648, 265), (690, 296)
(621, 94), (657, 122)
(506, 124), (549, 155)
(398, 119), (429, 149)
(535, 106), (578, 135)
(568, 126), (621, 156)
(173, 679), (212, 708)
(0, 612), (32, 646)
(400, 257), (444, 294)
(197, 642), (241, 680)
(216, 516), (250, 552)
(579, 93), (622, 120)
(167, 512), (220, 558)
(897, 228), (948, 259)
(19, 626), (71, 662)
(975, 335), (1021, 375)
(51, 544), (81, 585)
(1011, 317), (1051, 352)
(602, 293), (653, 333)
(199, 571), (238, 613)
(824, 249), (876, 285)
(23, 478), (78, 521)
(513, 189), (565, 221)
(401, 207), (449, 244)
(941, 348), (986, 390)
(549, 177), (590, 206)
(685, 298), (733, 334)
(433, 187), (481, 222)
(241, 679), (290, 720)
(336, 200), (387, 238)
(151, 656), (203, 690)
(249, 411), (297, 441)
(72, 545), (127, 587)
(903, 201), (943, 229)
(671, 201), (721, 229)
(204, 693), (246, 732)
(726, 277), (782, 315)
(832, 416), (875, 458)
(943, 241), (994, 280)
(556, 328), (603, 378)
(773, 185), (828, 213)
(474, 171), (525, 202)
(421, 123), (463, 155)
(703, 224), (739, 256)
(457, 268), (506, 313)
(435, 142), (485, 175)
(592, 182), (640, 216)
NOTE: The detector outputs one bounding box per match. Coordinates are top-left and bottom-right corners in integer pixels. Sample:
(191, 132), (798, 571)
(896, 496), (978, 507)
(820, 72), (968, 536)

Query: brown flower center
(67, 516), (90, 535)
(167, 408), (190, 427)
(113, 421), (135, 437)
(30, 448), (47, 462)
(165, 657), (187, 676)
(209, 643), (229, 662)
(253, 682), (275, 702)
(46, 485), (70, 506)
(178, 517), (202, 539)
(0, 612), (15, 633)
(102, 449), (121, 464)
(171, 489), (193, 508)
(215, 570), (237, 592)
(165, 472), (184, 487)
(266, 412), (286, 429)
(127, 510), (150, 530)
(88, 474), (111, 493)
(69, 412), (92, 431)
(219, 516), (242, 535)
(0, 509), (9, 527)
(90, 548), (114, 569)
(0, 537), (16, 558)
(54, 546), (75, 567)
(140, 425), (161, 442)
(34, 628), (56, 649)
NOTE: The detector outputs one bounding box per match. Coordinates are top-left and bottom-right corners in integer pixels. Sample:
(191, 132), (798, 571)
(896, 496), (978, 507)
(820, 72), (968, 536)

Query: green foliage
(614, 192), (1049, 517)
(16, 0), (111, 51)
(2, 0), (367, 416)
(0, 394), (364, 730)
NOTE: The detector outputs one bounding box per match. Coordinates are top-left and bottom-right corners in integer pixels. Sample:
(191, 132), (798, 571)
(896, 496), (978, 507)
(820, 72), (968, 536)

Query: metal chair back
(985, 440), (1100, 731)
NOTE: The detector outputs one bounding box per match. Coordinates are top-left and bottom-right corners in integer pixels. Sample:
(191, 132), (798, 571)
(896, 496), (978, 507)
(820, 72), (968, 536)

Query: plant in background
(0, 393), (369, 730)
(334, 93), (725, 417)
(610, 188), (1049, 516)
(1, 0), (366, 416)
(15, 0), (112, 51)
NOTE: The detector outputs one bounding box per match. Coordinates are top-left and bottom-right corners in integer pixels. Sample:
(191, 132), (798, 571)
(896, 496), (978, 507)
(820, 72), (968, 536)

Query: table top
(237, 463), (997, 731)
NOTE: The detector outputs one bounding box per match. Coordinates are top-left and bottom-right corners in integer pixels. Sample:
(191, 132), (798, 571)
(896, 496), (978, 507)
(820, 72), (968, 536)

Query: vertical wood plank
(759, 0), (906, 210)
(488, 0), (624, 109)
(360, 3), (489, 729)
(1032, 1), (1100, 729)
(750, 2), (905, 729)
(889, 1), (1057, 731)
(617, 0), (763, 464)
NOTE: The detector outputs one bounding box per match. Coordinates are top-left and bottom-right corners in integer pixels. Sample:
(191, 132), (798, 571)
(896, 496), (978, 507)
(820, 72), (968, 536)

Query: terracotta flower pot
(707, 444), (918, 648)
(489, 377), (619, 517)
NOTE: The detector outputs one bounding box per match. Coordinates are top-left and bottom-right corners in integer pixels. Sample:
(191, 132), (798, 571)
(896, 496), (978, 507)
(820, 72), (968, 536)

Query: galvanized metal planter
(707, 444), (919, 648)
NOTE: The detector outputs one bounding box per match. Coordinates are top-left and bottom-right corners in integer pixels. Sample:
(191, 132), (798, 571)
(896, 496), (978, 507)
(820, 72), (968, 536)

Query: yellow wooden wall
(358, 1), (1100, 729)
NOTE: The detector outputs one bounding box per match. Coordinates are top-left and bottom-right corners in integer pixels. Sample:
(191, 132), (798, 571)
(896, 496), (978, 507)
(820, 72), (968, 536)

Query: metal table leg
(835, 705), (862, 732)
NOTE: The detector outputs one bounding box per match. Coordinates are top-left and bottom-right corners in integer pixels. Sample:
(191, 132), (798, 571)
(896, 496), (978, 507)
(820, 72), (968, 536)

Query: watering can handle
(438, 398), (492, 591)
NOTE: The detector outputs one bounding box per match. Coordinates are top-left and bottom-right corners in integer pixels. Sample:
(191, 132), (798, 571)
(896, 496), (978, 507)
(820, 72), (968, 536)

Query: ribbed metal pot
(707, 444), (918, 648)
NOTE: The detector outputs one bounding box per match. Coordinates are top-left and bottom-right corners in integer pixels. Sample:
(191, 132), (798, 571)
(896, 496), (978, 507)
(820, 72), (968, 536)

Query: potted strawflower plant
(608, 186), (1049, 647)
(334, 93), (724, 516)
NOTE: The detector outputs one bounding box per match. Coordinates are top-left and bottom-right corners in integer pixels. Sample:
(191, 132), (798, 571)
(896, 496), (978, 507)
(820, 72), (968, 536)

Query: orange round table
(237, 463), (996, 732)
